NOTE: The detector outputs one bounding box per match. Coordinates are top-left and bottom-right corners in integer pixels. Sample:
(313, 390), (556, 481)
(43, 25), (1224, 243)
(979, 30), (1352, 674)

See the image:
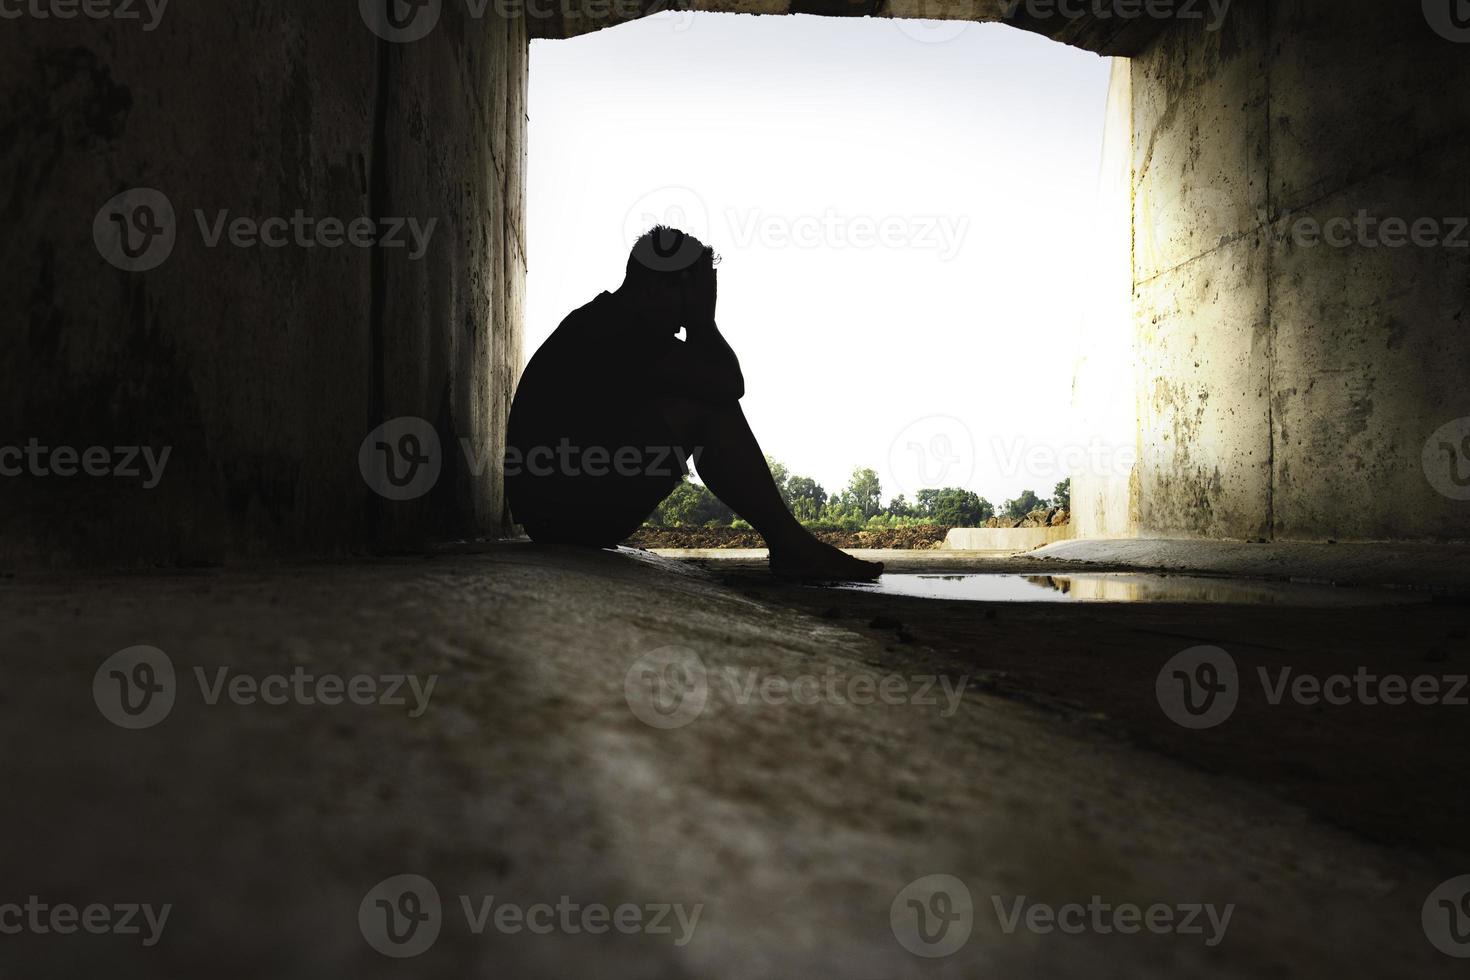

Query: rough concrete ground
(2, 543), (1466, 977)
(1028, 539), (1470, 592)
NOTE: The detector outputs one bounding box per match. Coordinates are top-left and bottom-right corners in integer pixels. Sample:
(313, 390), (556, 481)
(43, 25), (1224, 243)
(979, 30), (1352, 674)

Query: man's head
(620, 225), (718, 329)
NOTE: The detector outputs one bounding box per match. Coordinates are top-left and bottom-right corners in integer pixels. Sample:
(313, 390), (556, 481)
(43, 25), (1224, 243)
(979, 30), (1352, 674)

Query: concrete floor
(3, 542), (1467, 977)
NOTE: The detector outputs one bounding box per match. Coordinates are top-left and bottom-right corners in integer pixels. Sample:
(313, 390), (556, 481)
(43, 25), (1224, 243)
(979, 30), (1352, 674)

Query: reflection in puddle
(831, 573), (1428, 606)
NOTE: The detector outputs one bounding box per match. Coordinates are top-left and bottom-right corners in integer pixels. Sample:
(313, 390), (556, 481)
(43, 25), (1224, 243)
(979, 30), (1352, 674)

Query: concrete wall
(1070, 58), (1138, 539)
(9, 0), (1466, 565)
(1123, 0), (1470, 542)
(1, 2), (526, 567)
(944, 525), (1075, 552)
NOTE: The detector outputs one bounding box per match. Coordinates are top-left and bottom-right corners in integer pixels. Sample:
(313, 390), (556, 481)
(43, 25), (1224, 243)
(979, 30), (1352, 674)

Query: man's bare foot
(769, 539), (883, 581)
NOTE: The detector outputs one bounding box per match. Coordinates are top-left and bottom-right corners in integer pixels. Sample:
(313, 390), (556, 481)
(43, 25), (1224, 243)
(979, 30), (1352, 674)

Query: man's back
(506, 292), (682, 545)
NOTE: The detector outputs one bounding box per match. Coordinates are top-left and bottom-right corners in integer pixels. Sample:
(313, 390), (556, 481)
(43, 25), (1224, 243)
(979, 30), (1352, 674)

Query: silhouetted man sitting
(506, 226), (881, 580)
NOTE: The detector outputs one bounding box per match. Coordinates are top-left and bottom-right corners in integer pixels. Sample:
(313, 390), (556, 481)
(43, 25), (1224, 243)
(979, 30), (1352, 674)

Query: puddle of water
(830, 573), (1429, 606)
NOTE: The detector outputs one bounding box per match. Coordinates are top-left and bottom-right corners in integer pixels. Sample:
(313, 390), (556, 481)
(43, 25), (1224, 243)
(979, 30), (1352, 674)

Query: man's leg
(658, 397), (881, 579)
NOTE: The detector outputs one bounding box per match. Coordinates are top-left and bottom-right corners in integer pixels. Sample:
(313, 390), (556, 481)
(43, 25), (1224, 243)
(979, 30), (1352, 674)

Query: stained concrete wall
(1124, 0), (1470, 541)
(1, 3), (526, 566)
(9, 0), (1465, 565)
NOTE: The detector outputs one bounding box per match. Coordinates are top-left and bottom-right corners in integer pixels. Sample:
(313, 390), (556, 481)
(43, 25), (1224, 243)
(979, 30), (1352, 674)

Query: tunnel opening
(526, 12), (1129, 551)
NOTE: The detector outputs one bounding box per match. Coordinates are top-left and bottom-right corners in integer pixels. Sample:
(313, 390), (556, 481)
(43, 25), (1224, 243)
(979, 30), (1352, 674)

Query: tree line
(648, 461), (1071, 531)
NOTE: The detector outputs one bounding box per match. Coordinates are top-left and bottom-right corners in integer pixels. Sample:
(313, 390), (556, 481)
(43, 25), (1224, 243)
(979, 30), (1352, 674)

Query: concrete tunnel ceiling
(533, 0), (1172, 54)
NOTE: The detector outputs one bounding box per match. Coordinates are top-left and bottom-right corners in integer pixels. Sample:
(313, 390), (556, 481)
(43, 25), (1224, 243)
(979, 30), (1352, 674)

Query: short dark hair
(626, 225), (717, 281)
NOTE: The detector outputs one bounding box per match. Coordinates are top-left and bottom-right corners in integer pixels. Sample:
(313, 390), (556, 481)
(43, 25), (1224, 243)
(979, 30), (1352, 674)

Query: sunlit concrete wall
(1, 3), (526, 566)
(1070, 58), (1137, 539)
(1127, 0), (1470, 542)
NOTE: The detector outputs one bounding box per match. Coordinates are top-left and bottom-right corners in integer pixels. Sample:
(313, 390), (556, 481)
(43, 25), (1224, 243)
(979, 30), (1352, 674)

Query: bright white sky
(527, 13), (1113, 507)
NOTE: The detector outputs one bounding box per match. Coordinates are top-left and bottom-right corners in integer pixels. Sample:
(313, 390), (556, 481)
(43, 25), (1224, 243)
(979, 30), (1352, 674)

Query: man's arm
(648, 321), (745, 401)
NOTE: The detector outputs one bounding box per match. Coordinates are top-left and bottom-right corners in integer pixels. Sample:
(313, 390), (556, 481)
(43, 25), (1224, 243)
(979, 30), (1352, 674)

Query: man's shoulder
(522, 293), (618, 378)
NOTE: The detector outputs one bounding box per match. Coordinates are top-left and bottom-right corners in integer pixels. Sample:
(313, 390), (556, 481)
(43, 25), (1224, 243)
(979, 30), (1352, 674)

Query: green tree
(785, 475), (828, 521)
(1003, 489), (1048, 519)
(839, 467), (883, 519)
(649, 478), (735, 527)
(765, 456), (790, 503)
(916, 487), (993, 526)
(1053, 477), (1071, 510)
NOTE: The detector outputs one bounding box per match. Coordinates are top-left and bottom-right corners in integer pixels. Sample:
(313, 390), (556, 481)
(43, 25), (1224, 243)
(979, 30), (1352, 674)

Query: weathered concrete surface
(1128, 2), (1272, 541)
(1, 3), (525, 567)
(944, 525), (1074, 550)
(1266, 3), (1470, 541)
(1118, 1), (1470, 541)
(1, 545), (1464, 977)
(1030, 537), (1470, 592)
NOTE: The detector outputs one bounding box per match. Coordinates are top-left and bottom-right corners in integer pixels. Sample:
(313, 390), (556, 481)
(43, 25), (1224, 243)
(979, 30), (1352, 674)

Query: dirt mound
(983, 507), (1070, 529)
(625, 525), (951, 550)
